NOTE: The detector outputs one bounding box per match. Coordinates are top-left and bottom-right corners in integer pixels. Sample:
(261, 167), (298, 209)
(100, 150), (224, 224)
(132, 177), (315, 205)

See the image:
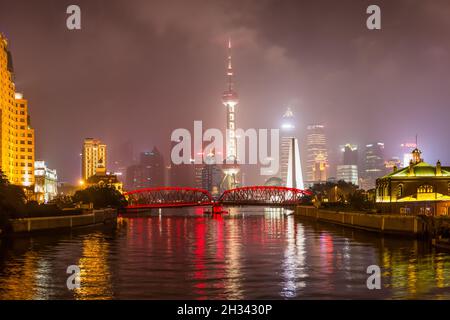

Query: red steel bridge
(125, 186), (312, 210)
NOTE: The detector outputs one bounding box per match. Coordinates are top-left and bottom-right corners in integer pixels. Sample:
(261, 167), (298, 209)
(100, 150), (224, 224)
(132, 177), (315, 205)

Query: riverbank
(295, 206), (427, 236)
(6, 208), (117, 235)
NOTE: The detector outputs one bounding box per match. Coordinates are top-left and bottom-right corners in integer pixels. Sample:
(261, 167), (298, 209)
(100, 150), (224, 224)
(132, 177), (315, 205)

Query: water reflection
(0, 251), (40, 299)
(74, 235), (112, 300)
(0, 208), (449, 299)
(281, 210), (307, 298)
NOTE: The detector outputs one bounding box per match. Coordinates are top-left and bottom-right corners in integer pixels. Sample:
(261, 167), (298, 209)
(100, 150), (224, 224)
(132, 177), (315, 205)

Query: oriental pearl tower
(221, 38), (240, 191)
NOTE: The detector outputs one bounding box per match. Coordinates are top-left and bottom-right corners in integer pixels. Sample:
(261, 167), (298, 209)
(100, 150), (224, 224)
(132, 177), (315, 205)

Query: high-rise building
(168, 161), (195, 187)
(280, 107), (293, 185)
(221, 38), (240, 190)
(82, 138), (107, 182)
(82, 146), (123, 192)
(0, 34), (35, 186)
(337, 144), (359, 185)
(201, 151), (223, 197)
(140, 148), (164, 186)
(400, 142), (417, 168)
(360, 142), (385, 190)
(342, 144), (358, 166)
(306, 124), (328, 185)
(168, 138), (195, 187)
(110, 140), (134, 183)
(126, 148), (164, 190)
(384, 157), (402, 171)
(34, 161), (58, 203)
(279, 107), (304, 188)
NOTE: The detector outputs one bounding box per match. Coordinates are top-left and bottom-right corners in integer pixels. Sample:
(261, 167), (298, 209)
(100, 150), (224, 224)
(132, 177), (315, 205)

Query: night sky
(1, 0), (450, 184)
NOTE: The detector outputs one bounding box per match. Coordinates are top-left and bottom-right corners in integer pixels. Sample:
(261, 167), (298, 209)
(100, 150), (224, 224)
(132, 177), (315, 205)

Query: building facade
(201, 152), (222, 197)
(34, 160), (58, 203)
(85, 158), (122, 192)
(400, 142), (417, 168)
(360, 142), (385, 190)
(337, 165), (359, 185)
(0, 34), (35, 186)
(279, 107), (304, 188)
(126, 148), (164, 190)
(376, 149), (450, 216)
(336, 144), (358, 185)
(82, 138), (107, 182)
(306, 124), (328, 186)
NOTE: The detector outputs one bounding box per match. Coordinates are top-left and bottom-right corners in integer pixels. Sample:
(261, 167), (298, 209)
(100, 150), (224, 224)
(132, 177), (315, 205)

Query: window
(397, 184), (403, 198)
(418, 185), (434, 194)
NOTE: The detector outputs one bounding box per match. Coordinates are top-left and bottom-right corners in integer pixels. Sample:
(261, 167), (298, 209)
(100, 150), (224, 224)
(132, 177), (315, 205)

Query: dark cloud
(1, 0), (450, 183)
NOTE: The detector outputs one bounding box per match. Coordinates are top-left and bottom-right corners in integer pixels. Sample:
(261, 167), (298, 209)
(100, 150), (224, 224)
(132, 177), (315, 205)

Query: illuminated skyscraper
(360, 142), (385, 190)
(306, 124), (328, 185)
(82, 138), (107, 182)
(400, 142), (417, 168)
(221, 38), (240, 190)
(280, 107), (304, 188)
(336, 144), (358, 185)
(0, 34), (35, 186)
(201, 150), (222, 197)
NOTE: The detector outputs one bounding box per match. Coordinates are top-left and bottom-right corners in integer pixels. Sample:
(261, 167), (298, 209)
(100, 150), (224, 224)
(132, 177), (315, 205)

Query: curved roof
(383, 161), (450, 178)
(264, 177), (283, 187)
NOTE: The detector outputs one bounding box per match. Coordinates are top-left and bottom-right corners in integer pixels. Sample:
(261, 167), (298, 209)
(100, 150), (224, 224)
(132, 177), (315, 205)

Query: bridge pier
(212, 204), (227, 214)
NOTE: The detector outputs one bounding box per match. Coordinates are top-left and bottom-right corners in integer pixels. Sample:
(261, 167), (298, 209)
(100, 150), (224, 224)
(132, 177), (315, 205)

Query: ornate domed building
(376, 148), (450, 215)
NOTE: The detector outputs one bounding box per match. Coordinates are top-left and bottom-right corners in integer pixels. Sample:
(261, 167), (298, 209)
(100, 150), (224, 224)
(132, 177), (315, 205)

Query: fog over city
(1, 0), (450, 183)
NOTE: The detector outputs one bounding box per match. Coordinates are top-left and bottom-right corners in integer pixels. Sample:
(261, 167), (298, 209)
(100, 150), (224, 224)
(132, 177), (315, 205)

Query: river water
(0, 207), (449, 300)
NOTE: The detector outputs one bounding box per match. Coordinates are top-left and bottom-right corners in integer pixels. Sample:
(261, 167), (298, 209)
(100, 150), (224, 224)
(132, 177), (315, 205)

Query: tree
(310, 180), (373, 212)
(0, 170), (26, 228)
(49, 194), (75, 209)
(73, 185), (127, 209)
(347, 189), (373, 211)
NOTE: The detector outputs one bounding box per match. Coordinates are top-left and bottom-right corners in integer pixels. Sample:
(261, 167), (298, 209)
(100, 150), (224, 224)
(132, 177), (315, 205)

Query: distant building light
(401, 143), (417, 148)
(281, 123), (295, 130)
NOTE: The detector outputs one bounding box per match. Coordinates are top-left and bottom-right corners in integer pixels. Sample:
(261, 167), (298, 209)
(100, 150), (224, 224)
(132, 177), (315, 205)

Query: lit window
(418, 185), (433, 194)
(397, 184), (403, 198)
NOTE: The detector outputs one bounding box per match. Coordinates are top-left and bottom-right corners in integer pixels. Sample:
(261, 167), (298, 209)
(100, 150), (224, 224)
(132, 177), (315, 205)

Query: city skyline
(2, 0), (450, 305)
(1, 0), (450, 185)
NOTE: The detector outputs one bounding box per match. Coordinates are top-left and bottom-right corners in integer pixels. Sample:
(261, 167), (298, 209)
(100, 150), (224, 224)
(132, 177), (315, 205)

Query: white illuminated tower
(286, 137), (304, 189)
(280, 107), (294, 185)
(222, 38), (238, 161)
(280, 107), (304, 189)
(221, 38), (240, 190)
